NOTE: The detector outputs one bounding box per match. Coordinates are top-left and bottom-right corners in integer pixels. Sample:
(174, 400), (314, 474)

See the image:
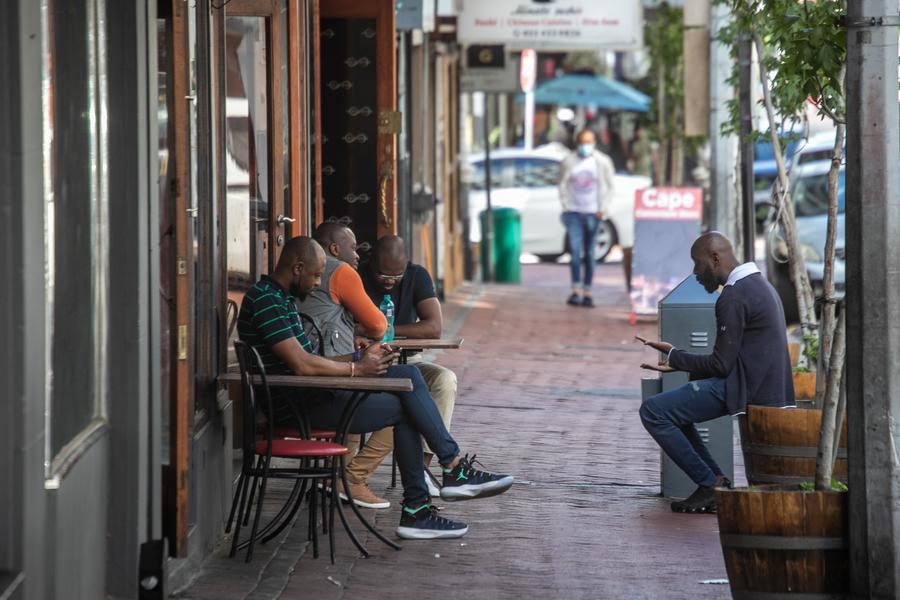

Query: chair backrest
(225, 298), (239, 341)
(233, 340), (275, 455)
(298, 312), (326, 357)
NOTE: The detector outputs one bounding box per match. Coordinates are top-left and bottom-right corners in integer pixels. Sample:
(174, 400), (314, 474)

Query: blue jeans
(639, 378), (728, 488)
(561, 211), (600, 288)
(300, 364), (459, 507)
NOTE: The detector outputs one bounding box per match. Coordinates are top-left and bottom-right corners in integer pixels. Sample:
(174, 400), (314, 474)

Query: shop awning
(518, 74), (651, 113)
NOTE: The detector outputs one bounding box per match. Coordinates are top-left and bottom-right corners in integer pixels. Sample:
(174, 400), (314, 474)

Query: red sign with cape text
(630, 187), (704, 317)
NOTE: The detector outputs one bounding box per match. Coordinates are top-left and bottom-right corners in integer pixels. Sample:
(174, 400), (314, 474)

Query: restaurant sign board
(630, 187), (704, 316)
(457, 0), (643, 50)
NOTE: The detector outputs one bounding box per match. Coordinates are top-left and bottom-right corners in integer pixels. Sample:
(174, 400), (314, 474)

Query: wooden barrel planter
(716, 485), (848, 599)
(792, 371), (817, 404)
(739, 405), (847, 486)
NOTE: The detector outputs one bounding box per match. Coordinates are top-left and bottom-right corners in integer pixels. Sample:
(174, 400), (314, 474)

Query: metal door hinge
(378, 110), (402, 135)
(177, 325), (188, 360)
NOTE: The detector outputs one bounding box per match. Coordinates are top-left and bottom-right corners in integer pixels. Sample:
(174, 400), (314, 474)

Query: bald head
(274, 236), (325, 297)
(278, 236), (323, 270)
(373, 235), (407, 262)
(692, 232), (735, 258)
(313, 222), (350, 249)
(371, 236), (408, 292)
(313, 222), (359, 268)
(690, 232), (739, 293)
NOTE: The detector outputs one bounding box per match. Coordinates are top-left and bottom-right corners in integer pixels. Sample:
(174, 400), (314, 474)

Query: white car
(466, 145), (650, 261)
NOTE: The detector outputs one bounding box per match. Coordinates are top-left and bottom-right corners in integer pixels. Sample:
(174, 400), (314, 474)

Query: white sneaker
(425, 469), (442, 497)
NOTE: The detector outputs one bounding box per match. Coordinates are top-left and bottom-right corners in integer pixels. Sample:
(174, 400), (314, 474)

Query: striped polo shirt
(237, 275), (313, 374)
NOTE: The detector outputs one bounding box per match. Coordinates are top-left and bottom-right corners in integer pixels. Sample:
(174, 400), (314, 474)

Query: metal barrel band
(747, 443), (847, 459)
(731, 592), (848, 600)
(720, 533), (846, 551)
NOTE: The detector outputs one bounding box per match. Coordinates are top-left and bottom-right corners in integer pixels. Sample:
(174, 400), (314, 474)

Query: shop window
(43, 0), (109, 474)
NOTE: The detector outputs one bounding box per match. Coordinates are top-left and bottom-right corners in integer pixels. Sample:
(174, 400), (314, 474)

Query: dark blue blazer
(668, 272), (796, 415)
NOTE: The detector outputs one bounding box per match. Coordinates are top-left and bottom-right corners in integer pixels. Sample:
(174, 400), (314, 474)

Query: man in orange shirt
(296, 222), (397, 507)
(296, 222), (387, 357)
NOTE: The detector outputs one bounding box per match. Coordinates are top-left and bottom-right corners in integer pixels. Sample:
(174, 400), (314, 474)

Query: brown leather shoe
(337, 479), (390, 509)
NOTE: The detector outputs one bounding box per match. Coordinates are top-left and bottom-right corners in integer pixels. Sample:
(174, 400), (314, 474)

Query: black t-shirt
(360, 261), (436, 326)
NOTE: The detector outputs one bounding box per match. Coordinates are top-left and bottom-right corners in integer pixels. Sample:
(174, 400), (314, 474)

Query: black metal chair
(227, 341), (401, 563)
(227, 341), (348, 563)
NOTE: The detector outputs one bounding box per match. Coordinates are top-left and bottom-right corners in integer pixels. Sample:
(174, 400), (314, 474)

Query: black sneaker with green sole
(440, 454), (514, 502)
(395, 504), (468, 540)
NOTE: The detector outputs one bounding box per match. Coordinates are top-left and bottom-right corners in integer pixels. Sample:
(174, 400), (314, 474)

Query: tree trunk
(831, 361), (847, 469)
(815, 121), (846, 405)
(815, 308), (846, 489)
(751, 29), (817, 334)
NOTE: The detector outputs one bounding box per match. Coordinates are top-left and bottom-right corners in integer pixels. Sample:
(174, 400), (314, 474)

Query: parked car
(466, 145), (651, 261)
(753, 130), (842, 232)
(793, 130), (844, 167)
(753, 134), (799, 231)
(764, 160), (845, 322)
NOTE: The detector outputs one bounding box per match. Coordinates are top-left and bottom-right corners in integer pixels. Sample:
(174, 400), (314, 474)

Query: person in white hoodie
(558, 129), (616, 307)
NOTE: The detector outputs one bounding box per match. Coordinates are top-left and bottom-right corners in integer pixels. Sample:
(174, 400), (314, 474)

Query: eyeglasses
(374, 272), (404, 284)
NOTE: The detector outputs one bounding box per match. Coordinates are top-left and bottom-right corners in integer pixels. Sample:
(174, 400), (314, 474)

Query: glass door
(223, 0), (287, 362)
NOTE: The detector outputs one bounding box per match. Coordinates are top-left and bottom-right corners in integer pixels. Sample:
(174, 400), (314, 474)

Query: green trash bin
(479, 207), (521, 283)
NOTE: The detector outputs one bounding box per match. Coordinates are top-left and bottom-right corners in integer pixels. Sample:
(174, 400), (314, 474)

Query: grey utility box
(642, 275), (734, 499)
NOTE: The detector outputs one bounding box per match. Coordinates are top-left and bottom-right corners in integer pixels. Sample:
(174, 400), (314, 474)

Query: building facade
(0, 0), (463, 597)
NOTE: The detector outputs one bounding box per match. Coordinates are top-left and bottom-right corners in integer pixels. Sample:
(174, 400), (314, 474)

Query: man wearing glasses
(353, 235), (458, 499)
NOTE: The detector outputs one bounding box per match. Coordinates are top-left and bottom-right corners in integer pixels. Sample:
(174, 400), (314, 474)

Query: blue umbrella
(519, 73), (651, 113)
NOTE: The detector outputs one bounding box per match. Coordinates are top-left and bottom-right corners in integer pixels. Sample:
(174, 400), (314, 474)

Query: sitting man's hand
(635, 335), (673, 355)
(636, 336), (676, 373)
(354, 335), (373, 350)
(640, 360), (676, 373)
(355, 344), (399, 377)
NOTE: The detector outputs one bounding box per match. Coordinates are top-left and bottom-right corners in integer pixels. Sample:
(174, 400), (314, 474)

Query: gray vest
(294, 256), (355, 356)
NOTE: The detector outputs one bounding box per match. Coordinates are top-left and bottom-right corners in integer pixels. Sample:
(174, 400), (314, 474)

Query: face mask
(577, 144), (593, 158)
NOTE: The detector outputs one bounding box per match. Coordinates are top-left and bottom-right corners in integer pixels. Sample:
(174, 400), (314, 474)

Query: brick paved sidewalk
(175, 263), (733, 600)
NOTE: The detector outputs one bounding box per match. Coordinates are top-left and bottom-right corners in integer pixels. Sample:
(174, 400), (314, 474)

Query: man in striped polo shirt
(238, 236), (513, 540)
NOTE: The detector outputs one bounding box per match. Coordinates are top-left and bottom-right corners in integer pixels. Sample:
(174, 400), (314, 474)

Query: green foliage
(800, 480), (847, 492)
(714, 0), (847, 138)
(802, 331), (819, 365)
(644, 4), (684, 144)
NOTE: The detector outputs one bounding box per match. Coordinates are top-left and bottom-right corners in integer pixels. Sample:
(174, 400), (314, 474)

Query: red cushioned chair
(227, 341), (349, 563)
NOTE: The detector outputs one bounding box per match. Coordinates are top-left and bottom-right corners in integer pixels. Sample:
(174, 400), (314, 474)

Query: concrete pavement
(175, 262), (734, 600)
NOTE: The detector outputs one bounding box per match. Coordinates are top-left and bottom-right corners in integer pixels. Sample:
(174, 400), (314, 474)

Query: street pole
(483, 92), (494, 282)
(524, 89), (534, 151)
(737, 34), (755, 262)
(707, 2), (739, 242)
(845, 1), (900, 597)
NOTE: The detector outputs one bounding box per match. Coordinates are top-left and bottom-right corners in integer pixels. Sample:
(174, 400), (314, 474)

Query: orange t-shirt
(329, 263), (387, 338)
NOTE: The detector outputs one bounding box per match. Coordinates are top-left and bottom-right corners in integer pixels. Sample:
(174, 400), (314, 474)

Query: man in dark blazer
(637, 232), (795, 513)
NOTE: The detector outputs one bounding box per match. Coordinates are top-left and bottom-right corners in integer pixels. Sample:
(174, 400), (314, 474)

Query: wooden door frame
(289, 0), (310, 235)
(317, 0), (397, 236)
(167, 0), (192, 557)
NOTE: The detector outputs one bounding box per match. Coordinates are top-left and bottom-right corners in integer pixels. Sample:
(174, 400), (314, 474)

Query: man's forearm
(394, 319), (440, 339)
(394, 321), (441, 340)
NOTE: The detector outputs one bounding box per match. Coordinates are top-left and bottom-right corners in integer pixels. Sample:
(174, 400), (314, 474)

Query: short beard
(697, 274), (718, 293)
(290, 283), (307, 299)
